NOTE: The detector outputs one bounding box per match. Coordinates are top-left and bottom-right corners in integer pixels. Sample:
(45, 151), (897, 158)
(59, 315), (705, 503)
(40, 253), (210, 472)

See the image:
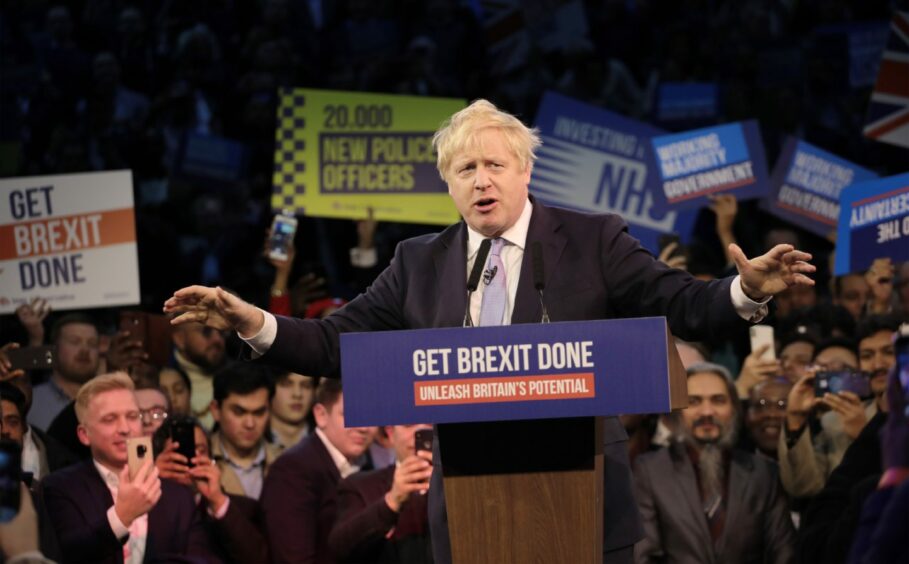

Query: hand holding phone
(170, 419), (196, 468)
(127, 436), (154, 481)
(814, 370), (872, 400)
(3, 345), (55, 372)
(749, 325), (776, 361)
(414, 428), (433, 454)
(267, 212), (298, 262)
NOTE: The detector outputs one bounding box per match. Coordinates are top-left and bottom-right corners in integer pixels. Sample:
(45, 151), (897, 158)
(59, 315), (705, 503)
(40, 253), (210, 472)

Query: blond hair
(432, 99), (541, 180)
(75, 372), (135, 424)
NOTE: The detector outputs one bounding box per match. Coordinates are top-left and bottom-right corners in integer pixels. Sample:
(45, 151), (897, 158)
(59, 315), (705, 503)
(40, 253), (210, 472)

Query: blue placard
(340, 318), (673, 426)
(834, 172), (909, 275)
(531, 91), (696, 253)
(763, 137), (878, 237)
(650, 120), (770, 210)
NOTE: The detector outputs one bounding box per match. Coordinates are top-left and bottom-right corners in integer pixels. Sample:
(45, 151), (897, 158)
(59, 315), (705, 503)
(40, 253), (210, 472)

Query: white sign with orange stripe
(0, 170), (139, 313)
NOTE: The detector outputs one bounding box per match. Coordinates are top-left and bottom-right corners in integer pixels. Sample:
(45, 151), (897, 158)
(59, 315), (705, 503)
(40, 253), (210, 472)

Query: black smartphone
(815, 370), (873, 400)
(5, 345), (55, 371)
(171, 419), (196, 467)
(414, 428), (433, 453)
(0, 439), (22, 523)
(658, 233), (683, 259)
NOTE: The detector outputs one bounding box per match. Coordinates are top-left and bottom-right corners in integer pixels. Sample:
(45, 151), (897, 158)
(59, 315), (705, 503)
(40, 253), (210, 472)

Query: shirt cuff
(107, 506), (130, 539)
(239, 309), (277, 357)
(350, 247), (378, 268)
(208, 496), (230, 520)
(730, 275), (771, 323)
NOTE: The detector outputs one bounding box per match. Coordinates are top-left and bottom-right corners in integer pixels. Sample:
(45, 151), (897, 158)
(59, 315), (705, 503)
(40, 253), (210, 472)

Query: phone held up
(5, 345), (55, 371)
(0, 440), (21, 523)
(268, 211), (298, 262)
(170, 419), (197, 467)
(127, 436), (154, 481)
(749, 325), (776, 361)
(814, 370), (873, 400)
(414, 429), (433, 454)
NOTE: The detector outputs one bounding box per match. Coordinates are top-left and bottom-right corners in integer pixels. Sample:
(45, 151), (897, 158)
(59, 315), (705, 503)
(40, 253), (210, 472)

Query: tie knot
(489, 237), (505, 256)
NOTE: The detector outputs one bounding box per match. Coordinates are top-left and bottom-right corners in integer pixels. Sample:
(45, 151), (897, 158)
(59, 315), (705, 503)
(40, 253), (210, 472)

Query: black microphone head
(466, 238), (493, 292)
(532, 241), (545, 290)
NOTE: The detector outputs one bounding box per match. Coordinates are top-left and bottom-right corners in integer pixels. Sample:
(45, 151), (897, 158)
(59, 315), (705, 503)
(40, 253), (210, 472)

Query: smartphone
(0, 440), (22, 523)
(814, 370), (873, 400)
(5, 345), (55, 371)
(118, 311), (172, 368)
(127, 436), (154, 481)
(895, 323), (909, 409)
(749, 325), (776, 361)
(414, 428), (433, 453)
(170, 419), (196, 467)
(658, 233), (683, 259)
(268, 212), (298, 261)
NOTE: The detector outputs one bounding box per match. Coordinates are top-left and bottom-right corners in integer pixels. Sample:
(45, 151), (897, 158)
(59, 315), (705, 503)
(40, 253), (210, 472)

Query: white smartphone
(126, 436), (154, 481)
(749, 325), (776, 361)
(268, 212), (298, 261)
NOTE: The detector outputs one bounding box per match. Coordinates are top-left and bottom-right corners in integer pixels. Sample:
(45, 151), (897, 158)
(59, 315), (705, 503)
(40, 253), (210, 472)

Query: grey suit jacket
(633, 443), (796, 564)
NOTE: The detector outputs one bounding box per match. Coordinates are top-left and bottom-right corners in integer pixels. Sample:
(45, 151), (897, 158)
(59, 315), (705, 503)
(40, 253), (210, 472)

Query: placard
(531, 91), (696, 253)
(650, 120), (770, 210)
(834, 172), (909, 275)
(0, 170), (140, 313)
(341, 318), (675, 426)
(763, 137), (877, 237)
(271, 88), (463, 225)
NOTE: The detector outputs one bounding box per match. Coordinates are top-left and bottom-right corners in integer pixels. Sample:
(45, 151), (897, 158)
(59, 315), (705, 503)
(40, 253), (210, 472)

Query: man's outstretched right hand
(163, 286), (265, 338)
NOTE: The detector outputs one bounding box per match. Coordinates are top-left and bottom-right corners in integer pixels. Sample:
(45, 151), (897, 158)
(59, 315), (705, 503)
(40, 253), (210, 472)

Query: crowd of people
(1, 1), (908, 563)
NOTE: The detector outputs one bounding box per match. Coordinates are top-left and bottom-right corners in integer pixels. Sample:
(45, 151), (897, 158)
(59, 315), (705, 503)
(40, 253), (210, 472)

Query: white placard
(0, 170), (140, 313)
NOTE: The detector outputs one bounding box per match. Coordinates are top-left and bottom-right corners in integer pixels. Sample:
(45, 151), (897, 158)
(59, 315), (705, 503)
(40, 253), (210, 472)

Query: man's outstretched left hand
(729, 243), (815, 301)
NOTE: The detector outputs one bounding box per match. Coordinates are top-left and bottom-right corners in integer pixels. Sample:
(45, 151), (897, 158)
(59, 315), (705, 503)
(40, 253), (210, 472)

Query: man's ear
(209, 399), (221, 423)
(312, 403), (327, 429)
(76, 424), (91, 447)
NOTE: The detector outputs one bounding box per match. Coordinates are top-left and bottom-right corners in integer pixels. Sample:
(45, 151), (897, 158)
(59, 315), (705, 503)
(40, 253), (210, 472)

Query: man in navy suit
(165, 100), (816, 562)
(40, 372), (211, 564)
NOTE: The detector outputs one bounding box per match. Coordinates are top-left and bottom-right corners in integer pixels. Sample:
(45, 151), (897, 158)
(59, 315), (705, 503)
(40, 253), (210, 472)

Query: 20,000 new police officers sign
(0, 170), (140, 314)
(272, 88), (464, 225)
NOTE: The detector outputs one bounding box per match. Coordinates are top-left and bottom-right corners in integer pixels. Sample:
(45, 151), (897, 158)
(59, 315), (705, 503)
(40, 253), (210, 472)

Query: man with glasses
(744, 378), (792, 459)
(134, 387), (169, 437)
(170, 321), (227, 429)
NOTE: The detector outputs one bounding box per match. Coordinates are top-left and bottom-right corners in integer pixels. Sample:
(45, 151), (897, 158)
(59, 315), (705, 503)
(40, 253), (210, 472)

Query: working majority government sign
(271, 88), (463, 225)
(0, 171), (140, 314)
(650, 121), (770, 210)
(834, 172), (909, 275)
(764, 137), (878, 237)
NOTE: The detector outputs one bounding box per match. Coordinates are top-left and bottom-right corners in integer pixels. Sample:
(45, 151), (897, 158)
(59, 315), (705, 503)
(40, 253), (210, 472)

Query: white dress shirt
(93, 461), (147, 564)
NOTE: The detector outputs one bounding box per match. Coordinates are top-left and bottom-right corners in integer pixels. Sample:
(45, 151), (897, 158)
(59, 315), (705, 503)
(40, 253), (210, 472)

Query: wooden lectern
(341, 318), (689, 564)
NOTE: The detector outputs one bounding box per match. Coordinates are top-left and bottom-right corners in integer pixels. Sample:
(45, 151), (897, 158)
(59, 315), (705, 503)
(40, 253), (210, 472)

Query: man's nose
(474, 166), (490, 188)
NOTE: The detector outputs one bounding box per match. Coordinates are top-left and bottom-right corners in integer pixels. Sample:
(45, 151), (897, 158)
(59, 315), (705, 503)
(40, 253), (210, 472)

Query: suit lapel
(512, 201), (566, 324)
(432, 223), (469, 327)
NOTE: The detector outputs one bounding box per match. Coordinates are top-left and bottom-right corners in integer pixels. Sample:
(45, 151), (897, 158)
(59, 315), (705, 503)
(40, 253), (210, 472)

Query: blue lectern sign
(341, 317), (675, 426)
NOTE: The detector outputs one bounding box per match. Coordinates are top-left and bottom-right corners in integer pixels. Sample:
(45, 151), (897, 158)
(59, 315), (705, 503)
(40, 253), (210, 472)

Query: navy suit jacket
(40, 460), (211, 564)
(260, 432), (342, 564)
(261, 200), (746, 561)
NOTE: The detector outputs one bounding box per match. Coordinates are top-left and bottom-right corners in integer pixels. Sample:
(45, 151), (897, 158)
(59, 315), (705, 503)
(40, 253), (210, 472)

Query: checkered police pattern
(272, 89), (308, 211)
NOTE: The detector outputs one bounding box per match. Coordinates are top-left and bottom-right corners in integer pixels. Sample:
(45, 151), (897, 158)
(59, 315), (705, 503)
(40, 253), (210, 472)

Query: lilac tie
(479, 238), (507, 326)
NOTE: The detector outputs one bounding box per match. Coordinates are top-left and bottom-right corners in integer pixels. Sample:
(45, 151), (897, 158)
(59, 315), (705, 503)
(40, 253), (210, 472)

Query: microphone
(463, 238), (492, 327)
(532, 242), (550, 323)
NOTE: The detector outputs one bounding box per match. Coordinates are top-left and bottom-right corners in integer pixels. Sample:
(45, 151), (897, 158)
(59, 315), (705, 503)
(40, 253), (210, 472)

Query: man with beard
(170, 321), (227, 428)
(779, 317), (899, 499)
(633, 362), (795, 564)
(29, 314), (100, 431)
